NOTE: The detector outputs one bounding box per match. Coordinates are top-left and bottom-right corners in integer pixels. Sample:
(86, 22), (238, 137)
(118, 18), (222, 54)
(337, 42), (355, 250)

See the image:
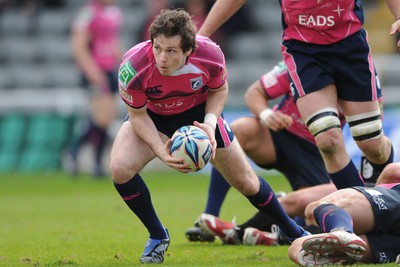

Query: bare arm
(244, 80), (292, 131)
(70, 29), (109, 92)
(197, 0), (247, 37)
(127, 105), (191, 172)
(194, 82), (229, 158)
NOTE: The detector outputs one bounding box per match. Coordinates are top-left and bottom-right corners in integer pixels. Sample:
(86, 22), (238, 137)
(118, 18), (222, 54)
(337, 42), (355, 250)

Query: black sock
(114, 174), (167, 239)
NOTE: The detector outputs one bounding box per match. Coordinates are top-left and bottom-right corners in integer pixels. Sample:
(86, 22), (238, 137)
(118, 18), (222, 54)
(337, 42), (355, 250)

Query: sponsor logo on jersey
(119, 61), (137, 89)
(365, 189), (387, 210)
(190, 77), (203, 90)
(298, 15), (335, 27)
(119, 87), (132, 102)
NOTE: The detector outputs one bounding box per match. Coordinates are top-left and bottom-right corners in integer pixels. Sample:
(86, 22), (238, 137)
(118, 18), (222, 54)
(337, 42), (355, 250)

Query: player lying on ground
(288, 162), (400, 266)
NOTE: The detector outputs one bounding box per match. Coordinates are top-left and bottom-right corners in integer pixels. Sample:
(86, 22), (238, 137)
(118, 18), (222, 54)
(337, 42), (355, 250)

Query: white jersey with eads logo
(118, 35), (227, 115)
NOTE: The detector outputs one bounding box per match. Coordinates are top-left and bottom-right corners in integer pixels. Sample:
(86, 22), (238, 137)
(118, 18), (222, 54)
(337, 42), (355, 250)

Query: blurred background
(0, 0), (399, 174)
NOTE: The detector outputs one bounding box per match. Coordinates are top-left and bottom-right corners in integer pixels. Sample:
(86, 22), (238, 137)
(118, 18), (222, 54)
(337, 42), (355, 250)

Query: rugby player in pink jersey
(109, 9), (309, 264)
(68, 0), (123, 177)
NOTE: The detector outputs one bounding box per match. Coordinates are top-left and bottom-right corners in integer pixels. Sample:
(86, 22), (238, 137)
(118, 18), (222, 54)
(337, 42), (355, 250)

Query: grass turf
(0, 170), (397, 267)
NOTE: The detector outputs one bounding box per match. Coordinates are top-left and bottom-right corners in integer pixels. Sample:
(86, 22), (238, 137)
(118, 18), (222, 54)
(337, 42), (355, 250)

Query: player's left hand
(194, 121), (217, 159)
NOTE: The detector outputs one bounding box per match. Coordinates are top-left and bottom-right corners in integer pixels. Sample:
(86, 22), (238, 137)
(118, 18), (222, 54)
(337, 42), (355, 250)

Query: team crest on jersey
(190, 77), (203, 90)
(119, 61), (137, 89)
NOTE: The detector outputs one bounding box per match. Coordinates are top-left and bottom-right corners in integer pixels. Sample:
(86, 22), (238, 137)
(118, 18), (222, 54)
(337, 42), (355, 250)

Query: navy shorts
(282, 29), (382, 102)
(353, 184), (400, 235)
(147, 102), (234, 148)
(81, 70), (119, 94)
(365, 233), (400, 263)
(257, 130), (331, 190)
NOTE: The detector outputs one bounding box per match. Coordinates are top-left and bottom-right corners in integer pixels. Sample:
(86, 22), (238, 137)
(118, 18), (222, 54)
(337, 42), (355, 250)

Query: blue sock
(313, 203), (353, 233)
(368, 144), (394, 174)
(114, 174), (167, 239)
(246, 177), (303, 238)
(330, 160), (364, 189)
(294, 216), (306, 227)
(204, 167), (231, 216)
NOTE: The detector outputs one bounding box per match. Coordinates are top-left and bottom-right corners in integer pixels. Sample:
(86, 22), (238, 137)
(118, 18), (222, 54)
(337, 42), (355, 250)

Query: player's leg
(185, 167), (227, 242)
(232, 116), (277, 165)
(109, 121), (169, 263)
(212, 138), (308, 240)
(297, 85), (364, 189)
(340, 100), (394, 176)
(280, 183), (337, 218)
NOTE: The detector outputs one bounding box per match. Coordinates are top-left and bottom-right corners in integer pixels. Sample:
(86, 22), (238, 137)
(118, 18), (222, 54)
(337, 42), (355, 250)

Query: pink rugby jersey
(72, 0), (122, 71)
(260, 63), (345, 144)
(280, 0), (363, 44)
(118, 36), (227, 115)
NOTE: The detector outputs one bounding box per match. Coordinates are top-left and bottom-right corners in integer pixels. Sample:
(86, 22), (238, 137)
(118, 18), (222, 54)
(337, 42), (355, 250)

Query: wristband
(259, 108), (273, 123)
(204, 113), (217, 129)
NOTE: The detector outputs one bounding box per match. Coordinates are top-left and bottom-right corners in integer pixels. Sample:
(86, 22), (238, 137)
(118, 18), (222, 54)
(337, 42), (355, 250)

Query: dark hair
(149, 9), (196, 54)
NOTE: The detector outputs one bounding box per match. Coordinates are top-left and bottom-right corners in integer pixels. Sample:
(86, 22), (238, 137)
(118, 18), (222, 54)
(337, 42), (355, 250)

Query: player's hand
(389, 19), (400, 50)
(261, 111), (293, 131)
(193, 121), (217, 159)
(162, 139), (192, 173)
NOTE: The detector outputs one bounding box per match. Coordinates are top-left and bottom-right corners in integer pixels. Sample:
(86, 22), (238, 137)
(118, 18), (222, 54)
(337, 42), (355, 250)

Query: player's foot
(185, 221), (215, 242)
(296, 249), (355, 266)
(140, 229), (170, 264)
(302, 229), (367, 261)
(243, 227), (278, 246)
(198, 213), (240, 244)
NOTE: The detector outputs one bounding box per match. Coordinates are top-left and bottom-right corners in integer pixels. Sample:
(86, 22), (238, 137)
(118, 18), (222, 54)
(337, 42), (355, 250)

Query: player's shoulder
(121, 41), (153, 68)
(119, 41), (153, 89)
(192, 35), (225, 64)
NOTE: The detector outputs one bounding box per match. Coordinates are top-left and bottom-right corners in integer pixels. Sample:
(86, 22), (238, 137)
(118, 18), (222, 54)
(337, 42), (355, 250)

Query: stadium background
(0, 0), (399, 173)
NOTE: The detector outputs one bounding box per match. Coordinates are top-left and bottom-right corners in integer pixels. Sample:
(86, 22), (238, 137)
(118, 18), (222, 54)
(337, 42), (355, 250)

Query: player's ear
(184, 48), (192, 57)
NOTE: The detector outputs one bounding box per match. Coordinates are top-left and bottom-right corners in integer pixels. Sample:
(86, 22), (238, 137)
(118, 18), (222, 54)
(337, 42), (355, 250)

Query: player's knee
(109, 160), (132, 183)
(305, 108), (342, 153)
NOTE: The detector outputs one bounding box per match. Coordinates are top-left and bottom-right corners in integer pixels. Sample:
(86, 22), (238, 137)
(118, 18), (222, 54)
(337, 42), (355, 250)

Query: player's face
(152, 34), (191, 76)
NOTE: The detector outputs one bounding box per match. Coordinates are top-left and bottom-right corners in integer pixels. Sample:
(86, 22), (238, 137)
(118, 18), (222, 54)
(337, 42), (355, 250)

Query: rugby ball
(170, 125), (212, 172)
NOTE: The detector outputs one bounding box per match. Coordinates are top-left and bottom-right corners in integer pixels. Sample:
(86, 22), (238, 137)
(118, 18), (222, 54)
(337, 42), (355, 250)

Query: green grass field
(0, 170), (398, 267)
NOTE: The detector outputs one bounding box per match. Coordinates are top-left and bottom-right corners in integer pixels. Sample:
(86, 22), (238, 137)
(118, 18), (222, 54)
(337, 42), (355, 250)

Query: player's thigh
(296, 84), (338, 120)
(109, 121), (156, 181)
(231, 117), (276, 164)
(212, 138), (259, 195)
(339, 100), (380, 116)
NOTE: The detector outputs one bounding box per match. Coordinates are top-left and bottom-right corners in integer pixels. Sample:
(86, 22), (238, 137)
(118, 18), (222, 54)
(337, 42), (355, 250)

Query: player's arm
(126, 105), (191, 173)
(194, 82), (228, 159)
(197, 0), (247, 37)
(70, 26), (109, 93)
